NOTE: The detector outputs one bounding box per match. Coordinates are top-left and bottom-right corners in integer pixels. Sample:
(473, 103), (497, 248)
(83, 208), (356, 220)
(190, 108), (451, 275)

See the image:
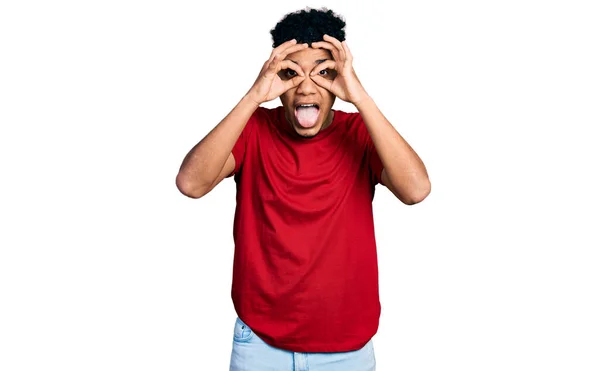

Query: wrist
(241, 93), (262, 109)
(353, 93), (373, 109)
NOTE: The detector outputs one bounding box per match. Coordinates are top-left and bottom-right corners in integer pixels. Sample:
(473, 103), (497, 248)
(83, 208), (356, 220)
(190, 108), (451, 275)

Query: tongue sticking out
(295, 106), (319, 128)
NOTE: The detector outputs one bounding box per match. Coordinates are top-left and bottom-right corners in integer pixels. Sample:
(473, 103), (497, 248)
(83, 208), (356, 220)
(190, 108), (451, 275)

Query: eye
(318, 69), (329, 75)
(284, 69), (298, 77)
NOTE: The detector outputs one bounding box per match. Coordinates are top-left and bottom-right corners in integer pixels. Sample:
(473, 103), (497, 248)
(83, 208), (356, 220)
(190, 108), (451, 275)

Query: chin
(292, 120), (323, 138)
(284, 109), (322, 137)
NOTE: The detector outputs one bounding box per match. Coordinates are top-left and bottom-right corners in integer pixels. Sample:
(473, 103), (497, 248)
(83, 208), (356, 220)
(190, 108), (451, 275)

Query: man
(176, 8), (430, 371)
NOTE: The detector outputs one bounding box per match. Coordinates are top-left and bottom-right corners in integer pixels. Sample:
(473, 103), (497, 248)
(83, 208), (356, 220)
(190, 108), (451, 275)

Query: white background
(1, 0), (599, 370)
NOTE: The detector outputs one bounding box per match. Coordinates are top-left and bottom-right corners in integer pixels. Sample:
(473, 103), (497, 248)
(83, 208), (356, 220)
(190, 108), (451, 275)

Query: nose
(296, 74), (318, 95)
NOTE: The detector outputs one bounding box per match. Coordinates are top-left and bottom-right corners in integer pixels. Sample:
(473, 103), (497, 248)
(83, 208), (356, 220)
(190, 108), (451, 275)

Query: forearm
(355, 96), (430, 202)
(176, 95), (259, 194)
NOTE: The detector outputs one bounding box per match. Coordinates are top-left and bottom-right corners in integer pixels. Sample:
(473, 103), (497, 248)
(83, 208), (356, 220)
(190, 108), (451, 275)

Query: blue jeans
(229, 316), (376, 371)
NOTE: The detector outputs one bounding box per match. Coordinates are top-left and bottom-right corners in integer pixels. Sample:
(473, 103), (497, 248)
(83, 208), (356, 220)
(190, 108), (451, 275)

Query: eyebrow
(289, 59), (329, 65)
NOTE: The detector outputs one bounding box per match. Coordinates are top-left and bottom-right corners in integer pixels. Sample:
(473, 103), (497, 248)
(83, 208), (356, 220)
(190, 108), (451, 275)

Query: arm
(175, 40), (308, 199)
(176, 96), (258, 199)
(310, 35), (430, 205)
(356, 96), (431, 205)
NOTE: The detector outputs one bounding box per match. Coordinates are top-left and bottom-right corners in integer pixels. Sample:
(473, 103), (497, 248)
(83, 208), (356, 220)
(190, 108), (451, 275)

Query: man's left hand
(309, 35), (369, 106)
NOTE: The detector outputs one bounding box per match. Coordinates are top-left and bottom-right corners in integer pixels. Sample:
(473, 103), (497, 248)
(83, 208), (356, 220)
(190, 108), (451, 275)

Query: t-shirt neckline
(276, 106), (339, 142)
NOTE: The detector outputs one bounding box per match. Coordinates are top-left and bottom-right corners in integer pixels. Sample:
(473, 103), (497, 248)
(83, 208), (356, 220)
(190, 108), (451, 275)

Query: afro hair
(270, 7), (346, 48)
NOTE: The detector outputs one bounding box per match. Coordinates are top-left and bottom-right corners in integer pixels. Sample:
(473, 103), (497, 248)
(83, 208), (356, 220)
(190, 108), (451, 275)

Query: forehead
(284, 47), (332, 65)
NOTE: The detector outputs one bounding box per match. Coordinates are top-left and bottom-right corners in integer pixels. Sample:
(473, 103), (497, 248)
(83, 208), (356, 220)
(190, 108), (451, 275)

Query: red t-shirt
(227, 105), (384, 352)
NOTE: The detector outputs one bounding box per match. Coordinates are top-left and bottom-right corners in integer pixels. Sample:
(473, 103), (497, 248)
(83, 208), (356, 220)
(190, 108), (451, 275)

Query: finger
(269, 39), (297, 60)
(310, 41), (342, 62)
(341, 41), (353, 62)
(267, 42), (308, 67)
(309, 73), (334, 92)
(265, 40), (296, 68)
(279, 59), (305, 77)
(265, 53), (306, 78)
(309, 60), (336, 76)
(259, 59), (269, 73)
(283, 74), (306, 92)
(269, 41), (308, 61)
(323, 34), (344, 50)
(323, 34), (346, 61)
(279, 42), (309, 60)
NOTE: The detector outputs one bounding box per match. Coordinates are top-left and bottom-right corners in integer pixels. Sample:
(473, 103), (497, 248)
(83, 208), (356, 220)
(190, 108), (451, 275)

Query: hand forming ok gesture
(246, 39), (309, 105)
(309, 35), (369, 106)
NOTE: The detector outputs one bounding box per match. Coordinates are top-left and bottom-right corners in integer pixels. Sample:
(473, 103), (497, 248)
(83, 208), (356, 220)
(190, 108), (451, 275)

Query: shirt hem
(257, 335), (373, 353)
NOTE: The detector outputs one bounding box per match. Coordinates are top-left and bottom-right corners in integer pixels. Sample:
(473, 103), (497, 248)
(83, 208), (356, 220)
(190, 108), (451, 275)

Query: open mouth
(294, 103), (320, 128)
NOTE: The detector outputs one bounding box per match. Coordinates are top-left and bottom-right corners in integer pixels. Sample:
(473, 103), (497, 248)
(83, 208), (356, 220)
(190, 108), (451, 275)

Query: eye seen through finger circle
(315, 68), (336, 79)
(283, 69), (297, 78)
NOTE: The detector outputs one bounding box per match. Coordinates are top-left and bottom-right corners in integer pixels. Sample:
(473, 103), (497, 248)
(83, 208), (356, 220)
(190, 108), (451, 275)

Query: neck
(321, 111), (334, 131)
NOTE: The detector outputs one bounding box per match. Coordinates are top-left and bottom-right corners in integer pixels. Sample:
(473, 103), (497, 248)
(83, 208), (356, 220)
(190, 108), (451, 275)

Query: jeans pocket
(233, 317), (254, 343)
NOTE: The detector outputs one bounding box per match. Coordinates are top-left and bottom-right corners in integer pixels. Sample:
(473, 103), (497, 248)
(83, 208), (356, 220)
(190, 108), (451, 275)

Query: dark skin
(281, 35), (431, 205)
(177, 36), (430, 204)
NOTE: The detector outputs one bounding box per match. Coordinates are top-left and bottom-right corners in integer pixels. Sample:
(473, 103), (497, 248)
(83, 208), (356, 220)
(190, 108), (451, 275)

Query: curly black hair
(270, 7), (346, 48)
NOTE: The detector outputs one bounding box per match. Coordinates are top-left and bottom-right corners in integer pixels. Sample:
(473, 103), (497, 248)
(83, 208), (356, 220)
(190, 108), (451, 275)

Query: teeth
(298, 104), (318, 108)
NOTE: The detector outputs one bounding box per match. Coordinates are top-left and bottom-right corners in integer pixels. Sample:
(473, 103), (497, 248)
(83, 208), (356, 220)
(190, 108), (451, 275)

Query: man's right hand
(245, 39), (308, 105)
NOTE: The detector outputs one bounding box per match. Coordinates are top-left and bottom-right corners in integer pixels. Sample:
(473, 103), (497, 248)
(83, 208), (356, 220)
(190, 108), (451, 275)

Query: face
(278, 47), (337, 138)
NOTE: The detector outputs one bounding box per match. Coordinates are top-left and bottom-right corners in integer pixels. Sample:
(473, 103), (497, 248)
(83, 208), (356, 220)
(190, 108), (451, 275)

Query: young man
(176, 8), (430, 371)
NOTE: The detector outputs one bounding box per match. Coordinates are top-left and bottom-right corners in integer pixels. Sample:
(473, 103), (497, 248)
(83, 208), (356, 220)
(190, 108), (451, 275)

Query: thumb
(283, 75), (306, 91)
(309, 74), (333, 92)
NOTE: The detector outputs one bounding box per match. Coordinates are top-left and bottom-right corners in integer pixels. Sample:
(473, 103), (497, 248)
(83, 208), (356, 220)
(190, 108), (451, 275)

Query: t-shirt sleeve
(226, 108), (259, 178)
(355, 112), (384, 186)
(366, 133), (384, 185)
